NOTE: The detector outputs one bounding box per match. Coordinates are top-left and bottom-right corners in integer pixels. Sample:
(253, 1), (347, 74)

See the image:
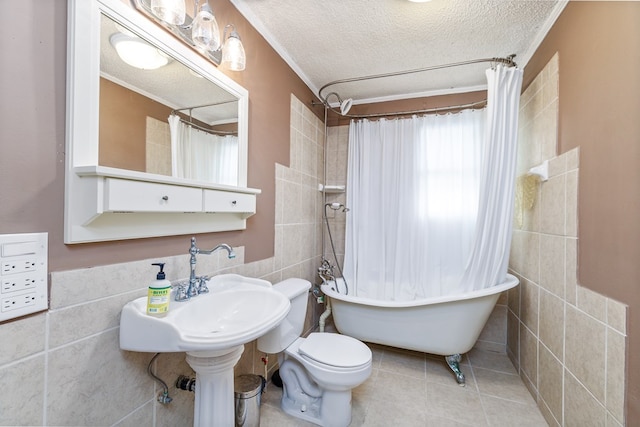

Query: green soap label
(147, 287), (170, 314)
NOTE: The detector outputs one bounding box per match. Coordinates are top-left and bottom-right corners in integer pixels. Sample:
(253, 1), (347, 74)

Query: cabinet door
(104, 178), (203, 212)
(203, 189), (256, 213)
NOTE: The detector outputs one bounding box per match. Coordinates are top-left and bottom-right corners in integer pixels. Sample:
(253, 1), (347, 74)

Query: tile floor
(259, 344), (548, 426)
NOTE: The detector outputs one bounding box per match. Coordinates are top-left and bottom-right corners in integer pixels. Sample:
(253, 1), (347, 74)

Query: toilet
(257, 278), (372, 427)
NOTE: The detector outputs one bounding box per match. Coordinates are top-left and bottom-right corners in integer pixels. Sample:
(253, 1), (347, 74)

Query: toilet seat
(297, 333), (371, 369)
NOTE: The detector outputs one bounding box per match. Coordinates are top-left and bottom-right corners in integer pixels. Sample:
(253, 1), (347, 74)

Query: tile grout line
(466, 357), (492, 426)
(42, 312), (50, 427)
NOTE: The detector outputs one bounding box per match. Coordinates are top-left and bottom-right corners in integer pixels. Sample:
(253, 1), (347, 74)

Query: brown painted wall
(99, 78), (170, 171)
(523, 2), (640, 422)
(0, 0), (319, 273)
(99, 78), (226, 171)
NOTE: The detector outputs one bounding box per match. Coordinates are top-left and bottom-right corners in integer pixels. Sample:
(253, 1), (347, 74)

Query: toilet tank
(257, 278), (311, 354)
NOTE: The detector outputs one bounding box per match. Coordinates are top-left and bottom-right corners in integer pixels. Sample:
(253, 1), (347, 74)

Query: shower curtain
(459, 65), (524, 292)
(343, 65), (523, 300)
(168, 114), (239, 185)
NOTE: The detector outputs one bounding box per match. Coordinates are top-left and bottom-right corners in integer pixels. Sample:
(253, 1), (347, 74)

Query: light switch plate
(0, 233), (48, 321)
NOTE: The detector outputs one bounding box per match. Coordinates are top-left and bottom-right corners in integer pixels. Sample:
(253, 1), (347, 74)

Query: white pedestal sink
(120, 274), (290, 427)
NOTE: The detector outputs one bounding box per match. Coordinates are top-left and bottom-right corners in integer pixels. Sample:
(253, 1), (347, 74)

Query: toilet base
(278, 359), (354, 427)
(281, 391), (321, 425)
(281, 388), (353, 427)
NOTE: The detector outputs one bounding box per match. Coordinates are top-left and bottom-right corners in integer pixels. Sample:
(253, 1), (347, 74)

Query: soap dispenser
(147, 263), (171, 316)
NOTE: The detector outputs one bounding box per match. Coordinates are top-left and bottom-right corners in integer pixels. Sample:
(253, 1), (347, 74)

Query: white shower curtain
(168, 114), (186, 178)
(460, 65), (523, 291)
(344, 109), (486, 300)
(168, 114), (239, 185)
(343, 65), (522, 300)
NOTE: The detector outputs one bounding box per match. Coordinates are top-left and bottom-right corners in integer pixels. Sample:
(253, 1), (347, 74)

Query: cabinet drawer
(203, 189), (255, 213)
(104, 178), (203, 212)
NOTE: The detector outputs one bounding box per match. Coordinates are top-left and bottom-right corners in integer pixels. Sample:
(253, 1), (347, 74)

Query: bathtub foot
(445, 354), (465, 386)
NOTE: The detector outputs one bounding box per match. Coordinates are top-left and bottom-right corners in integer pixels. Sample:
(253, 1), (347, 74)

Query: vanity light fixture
(109, 32), (171, 70)
(135, 0), (246, 71)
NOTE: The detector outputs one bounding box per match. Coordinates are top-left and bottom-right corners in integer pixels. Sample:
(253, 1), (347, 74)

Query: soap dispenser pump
(147, 262), (171, 316)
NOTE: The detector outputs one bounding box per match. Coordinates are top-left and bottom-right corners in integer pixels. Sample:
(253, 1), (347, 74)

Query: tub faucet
(186, 237), (236, 298)
(318, 258), (336, 283)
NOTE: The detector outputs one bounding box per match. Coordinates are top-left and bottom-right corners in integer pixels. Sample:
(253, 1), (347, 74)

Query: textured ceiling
(231, 0), (566, 104)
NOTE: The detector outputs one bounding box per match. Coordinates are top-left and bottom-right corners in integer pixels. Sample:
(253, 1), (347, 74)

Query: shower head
(325, 202), (349, 212)
(322, 92), (353, 116)
(339, 98), (353, 115)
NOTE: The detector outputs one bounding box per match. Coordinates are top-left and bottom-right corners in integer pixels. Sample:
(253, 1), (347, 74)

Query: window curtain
(343, 65), (522, 300)
(168, 114), (239, 185)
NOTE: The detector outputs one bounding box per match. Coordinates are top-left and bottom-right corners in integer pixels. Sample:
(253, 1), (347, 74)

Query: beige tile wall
(323, 125), (349, 269)
(146, 117), (172, 176)
(507, 53), (627, 426)
(0, 95), (325, 426)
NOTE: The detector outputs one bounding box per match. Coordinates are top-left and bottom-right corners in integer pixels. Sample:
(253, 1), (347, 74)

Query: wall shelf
(318, 184), (346, 193)
(65, 167), (260, 243)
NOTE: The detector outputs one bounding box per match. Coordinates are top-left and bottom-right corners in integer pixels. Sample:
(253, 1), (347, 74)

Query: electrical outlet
(2, 258), (37, 275)
(1, 293), (36, 312)
(2, 273), (37, 293)
(0, 233), (48, 321)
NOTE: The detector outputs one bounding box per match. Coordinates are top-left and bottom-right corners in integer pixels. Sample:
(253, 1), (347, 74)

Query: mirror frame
(67, 0), (248, 182)
(65, 0), (256, 244)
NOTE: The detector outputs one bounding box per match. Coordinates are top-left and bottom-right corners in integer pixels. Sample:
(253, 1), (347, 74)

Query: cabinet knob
(231, 200), (237, 205)
(162, 196), (169, 201)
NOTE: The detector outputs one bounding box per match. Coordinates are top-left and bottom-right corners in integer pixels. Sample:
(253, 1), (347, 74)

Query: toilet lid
(298, 333), (371, 368)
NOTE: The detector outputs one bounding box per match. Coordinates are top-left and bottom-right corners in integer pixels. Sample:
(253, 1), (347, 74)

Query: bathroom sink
(119, 274), (291, 352)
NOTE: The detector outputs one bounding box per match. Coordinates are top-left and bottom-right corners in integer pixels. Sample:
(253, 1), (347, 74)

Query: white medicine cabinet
(65, 0), (260, 243)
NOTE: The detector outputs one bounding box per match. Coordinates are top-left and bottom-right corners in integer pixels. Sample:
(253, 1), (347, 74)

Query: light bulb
(150, 0), (186, 26)
(110, 33), (170, 70)
(222, 32), (246, 71)
(191, 3), (221, 52)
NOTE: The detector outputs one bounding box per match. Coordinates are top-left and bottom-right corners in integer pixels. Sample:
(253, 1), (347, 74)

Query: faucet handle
(174, 283), (190, 302)
(196, 276), (210, 294)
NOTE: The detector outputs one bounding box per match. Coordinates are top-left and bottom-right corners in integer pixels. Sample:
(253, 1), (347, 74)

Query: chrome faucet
(184, 237), (236, 299)
(318, 258), (336, 283)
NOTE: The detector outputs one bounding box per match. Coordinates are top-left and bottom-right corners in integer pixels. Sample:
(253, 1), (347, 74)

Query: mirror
(67, 0), (249, 187)
(64, 0), (256, 244)
(99, 13), (242, 186)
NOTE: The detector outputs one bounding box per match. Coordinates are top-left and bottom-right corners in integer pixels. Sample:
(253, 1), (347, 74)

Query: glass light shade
(110, 33), (170, 70)
(222, 34), (246, 71)
(150, 0), (186, 25)
(191, 4), (221, 52)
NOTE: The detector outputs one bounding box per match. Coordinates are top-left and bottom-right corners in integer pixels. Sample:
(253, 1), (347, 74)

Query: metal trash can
(234, 374), (264, 427)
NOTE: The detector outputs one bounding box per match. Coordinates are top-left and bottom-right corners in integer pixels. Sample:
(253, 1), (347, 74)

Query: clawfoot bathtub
(320, 274), (519, 385)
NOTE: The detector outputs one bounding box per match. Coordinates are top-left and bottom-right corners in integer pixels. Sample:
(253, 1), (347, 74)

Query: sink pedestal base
(186, 346), (245, 427)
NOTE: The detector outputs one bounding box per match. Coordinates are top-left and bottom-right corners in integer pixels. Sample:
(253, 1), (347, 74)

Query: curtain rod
(171, 99), (237, 114)
(173, 115), (237, 136)
(337, 100), (487, 120)
(317, 55), (517, 103)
